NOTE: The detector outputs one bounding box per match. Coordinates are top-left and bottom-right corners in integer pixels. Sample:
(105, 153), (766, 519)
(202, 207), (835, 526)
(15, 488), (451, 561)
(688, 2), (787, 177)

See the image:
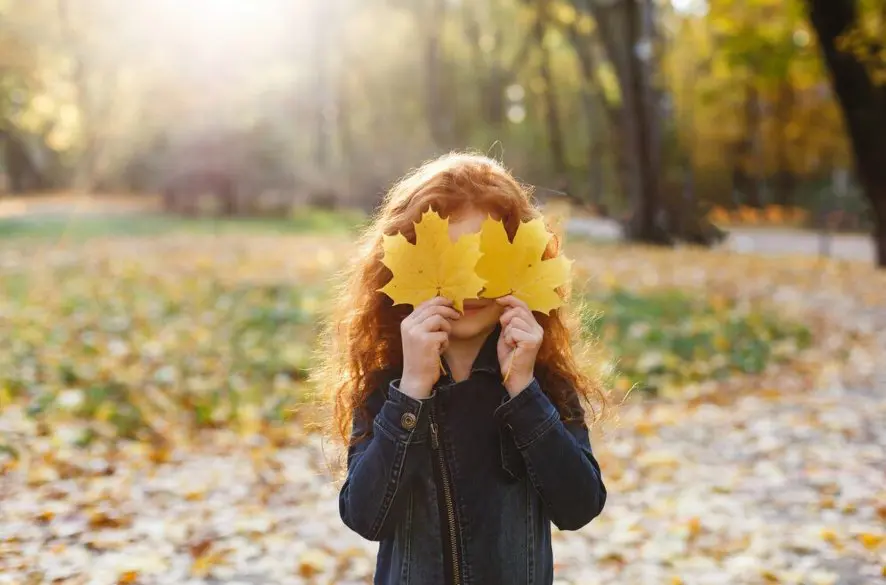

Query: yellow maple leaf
(378, 208), (485, 313)
(476, 216), (572, 314)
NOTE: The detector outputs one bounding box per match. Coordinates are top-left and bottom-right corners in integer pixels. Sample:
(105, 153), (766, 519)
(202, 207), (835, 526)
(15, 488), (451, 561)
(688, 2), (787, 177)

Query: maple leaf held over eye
(378, 208), (486, 313)
(476, 216), (572, 315)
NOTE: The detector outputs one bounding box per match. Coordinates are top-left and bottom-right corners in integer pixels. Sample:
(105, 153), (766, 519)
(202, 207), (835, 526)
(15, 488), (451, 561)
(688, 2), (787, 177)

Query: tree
(804, 0), (886, 267)
(565, 0), (666, 242)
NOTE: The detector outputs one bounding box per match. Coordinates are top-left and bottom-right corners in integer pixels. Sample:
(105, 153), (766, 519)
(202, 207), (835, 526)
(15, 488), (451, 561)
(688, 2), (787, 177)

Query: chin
(450, 305), (500, 340)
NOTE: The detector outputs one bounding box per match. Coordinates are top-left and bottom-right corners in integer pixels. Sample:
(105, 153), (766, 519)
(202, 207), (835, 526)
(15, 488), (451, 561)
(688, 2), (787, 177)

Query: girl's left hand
(496, 295), (544, 397)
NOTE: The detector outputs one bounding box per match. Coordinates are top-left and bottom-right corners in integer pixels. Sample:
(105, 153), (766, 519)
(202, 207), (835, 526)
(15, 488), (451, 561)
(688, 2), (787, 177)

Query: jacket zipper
(430, 416), (461, 585)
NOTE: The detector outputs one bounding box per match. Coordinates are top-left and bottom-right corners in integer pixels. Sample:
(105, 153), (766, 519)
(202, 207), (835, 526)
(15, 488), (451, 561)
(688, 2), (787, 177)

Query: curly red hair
(315, 153), (608, 446)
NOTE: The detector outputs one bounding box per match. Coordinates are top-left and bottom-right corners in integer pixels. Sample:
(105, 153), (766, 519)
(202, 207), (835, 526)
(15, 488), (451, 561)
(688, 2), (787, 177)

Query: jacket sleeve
(494, 378), (606, 531)
(338, 380), (430, 541)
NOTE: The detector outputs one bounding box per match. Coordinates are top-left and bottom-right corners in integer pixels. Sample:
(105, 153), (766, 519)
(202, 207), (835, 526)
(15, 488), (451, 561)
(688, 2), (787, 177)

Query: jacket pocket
(499, 426), (526, 480)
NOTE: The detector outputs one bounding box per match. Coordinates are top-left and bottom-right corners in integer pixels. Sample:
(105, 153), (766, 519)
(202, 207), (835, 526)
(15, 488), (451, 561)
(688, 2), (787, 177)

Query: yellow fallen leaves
(858, 532), (884, 550)
(191, 550), (227, 578)
(298, 548), (331, 578)
(379, 209), (571, 314)
(820, 527), (886, 554)
(820, 528), (839, 545)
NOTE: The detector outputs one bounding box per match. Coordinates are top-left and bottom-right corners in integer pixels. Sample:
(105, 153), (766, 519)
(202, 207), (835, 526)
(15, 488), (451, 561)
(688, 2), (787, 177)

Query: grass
(0, 208), (367, 241)
(580, 288), (812, 395)
(0, 218), (815, 446)
(1, 267), (326, 443)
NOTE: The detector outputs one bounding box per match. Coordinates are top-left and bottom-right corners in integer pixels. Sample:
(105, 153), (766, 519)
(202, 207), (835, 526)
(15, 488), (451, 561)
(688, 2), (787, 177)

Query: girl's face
(447, 207), (503, 340)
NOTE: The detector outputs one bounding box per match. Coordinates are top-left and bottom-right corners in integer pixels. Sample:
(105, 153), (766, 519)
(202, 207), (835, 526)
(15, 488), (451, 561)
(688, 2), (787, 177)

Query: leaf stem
(503, 349), (517, 384)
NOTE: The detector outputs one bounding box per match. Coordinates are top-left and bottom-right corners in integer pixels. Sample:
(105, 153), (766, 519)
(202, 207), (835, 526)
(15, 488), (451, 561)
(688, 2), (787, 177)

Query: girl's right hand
(399, 297), (460, 399)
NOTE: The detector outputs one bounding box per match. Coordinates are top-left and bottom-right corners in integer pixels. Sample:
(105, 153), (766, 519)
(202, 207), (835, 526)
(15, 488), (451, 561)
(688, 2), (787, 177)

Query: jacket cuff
(374, 379), (431, 443)
(493, 378), (559, 449)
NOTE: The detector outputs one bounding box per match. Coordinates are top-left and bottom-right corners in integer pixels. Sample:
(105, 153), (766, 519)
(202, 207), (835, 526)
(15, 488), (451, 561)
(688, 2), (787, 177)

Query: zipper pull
(430, 422), (439, 450)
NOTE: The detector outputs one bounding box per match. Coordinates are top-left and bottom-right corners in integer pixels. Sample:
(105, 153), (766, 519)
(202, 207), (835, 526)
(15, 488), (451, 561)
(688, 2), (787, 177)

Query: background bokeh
(0, 0), (884, 584)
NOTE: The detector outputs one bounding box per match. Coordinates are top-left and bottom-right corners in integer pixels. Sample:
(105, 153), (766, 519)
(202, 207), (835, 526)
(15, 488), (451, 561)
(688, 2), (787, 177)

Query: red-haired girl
(318, 153), (607, 585)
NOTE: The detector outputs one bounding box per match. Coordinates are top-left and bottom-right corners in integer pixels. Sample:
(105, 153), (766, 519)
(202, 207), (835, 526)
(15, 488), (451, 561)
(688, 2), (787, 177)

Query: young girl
(319, 153), (607, 585)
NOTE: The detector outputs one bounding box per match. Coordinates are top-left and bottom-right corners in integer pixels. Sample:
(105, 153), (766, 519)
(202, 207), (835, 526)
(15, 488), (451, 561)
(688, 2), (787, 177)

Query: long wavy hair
(315, 153), (608, 446)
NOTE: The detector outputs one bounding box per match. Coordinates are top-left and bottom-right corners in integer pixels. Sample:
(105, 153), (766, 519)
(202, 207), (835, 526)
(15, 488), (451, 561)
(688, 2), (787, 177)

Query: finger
(425, 331), (449, 352)
(506, 326), (535, 346)
(502, 326), (517, 348)
(418, 314), (452, 334)
(499, 307), (519, 326)
(419, 305), (462, 322)
(499, 306), (533, 328)
(412, 296), (454, 315)
(507, 316), (533, 334)
(495, 295), (531, 312)
(416, 296), (454, 310)
(409, 297), (454, 324)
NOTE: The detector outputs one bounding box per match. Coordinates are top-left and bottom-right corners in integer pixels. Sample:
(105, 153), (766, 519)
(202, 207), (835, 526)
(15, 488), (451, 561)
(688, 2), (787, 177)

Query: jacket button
(400, 412), (417, 430)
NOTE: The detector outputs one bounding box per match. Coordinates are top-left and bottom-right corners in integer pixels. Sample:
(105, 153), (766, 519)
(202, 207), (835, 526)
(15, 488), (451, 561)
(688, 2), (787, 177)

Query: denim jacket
(339, 326), (607, 585)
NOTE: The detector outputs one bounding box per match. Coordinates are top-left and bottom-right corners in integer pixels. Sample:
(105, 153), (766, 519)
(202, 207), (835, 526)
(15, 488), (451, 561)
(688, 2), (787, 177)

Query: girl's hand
(399, 297), (460, 399)
(496, 295), (544, 397)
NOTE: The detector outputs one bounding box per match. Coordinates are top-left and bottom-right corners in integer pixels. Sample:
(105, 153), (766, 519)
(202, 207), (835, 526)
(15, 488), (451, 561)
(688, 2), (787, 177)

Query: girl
(319, 153), (607, 585)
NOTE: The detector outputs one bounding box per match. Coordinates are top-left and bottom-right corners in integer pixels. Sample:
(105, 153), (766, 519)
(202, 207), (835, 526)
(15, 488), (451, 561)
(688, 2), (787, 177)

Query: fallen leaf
(188, 536), (214, 559)
(88, 508), (130, 530)
(117, 570), (139, 584)
(35, 510), (54, 523)
(819, 528), (839, 545)
(192, 550), (225, 578)
(298, 548), (330, 578)
(857, 532), (884, 550)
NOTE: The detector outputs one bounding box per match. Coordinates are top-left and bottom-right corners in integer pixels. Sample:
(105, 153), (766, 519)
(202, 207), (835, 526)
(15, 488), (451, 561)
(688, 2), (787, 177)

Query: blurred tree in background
(803, 0), (886, 265)
(0, 0), (883, 260)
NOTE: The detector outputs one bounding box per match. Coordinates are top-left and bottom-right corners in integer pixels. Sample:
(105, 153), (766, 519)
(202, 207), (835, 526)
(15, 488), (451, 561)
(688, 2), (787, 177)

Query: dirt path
(567, 217), (875, 264)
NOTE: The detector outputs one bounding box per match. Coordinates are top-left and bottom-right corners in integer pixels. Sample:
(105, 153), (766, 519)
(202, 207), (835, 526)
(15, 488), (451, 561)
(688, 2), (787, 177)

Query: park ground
(0, 199), (885, 584)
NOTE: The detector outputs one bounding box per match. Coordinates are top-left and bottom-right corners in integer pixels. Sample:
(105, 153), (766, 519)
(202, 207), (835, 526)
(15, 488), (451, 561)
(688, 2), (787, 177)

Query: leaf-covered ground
(1, 232), (885, 584)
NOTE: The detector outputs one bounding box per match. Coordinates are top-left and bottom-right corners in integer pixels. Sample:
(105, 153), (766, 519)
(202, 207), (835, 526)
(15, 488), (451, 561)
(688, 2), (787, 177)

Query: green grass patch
(580, 288), (812, 395)
(0, 257), (330, 445)
(0, 233), (815, 446)
(0, 208), (367, 241)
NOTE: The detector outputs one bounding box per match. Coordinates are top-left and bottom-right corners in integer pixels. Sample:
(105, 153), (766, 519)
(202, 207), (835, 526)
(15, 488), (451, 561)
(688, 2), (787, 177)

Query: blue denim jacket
(339, 326), (607, 585)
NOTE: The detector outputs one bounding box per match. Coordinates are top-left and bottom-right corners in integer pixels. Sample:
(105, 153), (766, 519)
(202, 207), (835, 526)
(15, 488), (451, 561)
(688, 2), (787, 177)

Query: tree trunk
(1, 129), (43, 193)
(733, 81), (763, 207)
(534, 0), (568, 182)
(582, 88), (605, 205)
(426, 0), (450, 148)
(805, 0), (886, 267)
(461, 4), (507, 129)
(622, 0), (666, 243)
(874, 192), (886, 267)
(774, 81), (796, 206)
(585, 0), (667, 244)
(562, 17), (615, 206)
